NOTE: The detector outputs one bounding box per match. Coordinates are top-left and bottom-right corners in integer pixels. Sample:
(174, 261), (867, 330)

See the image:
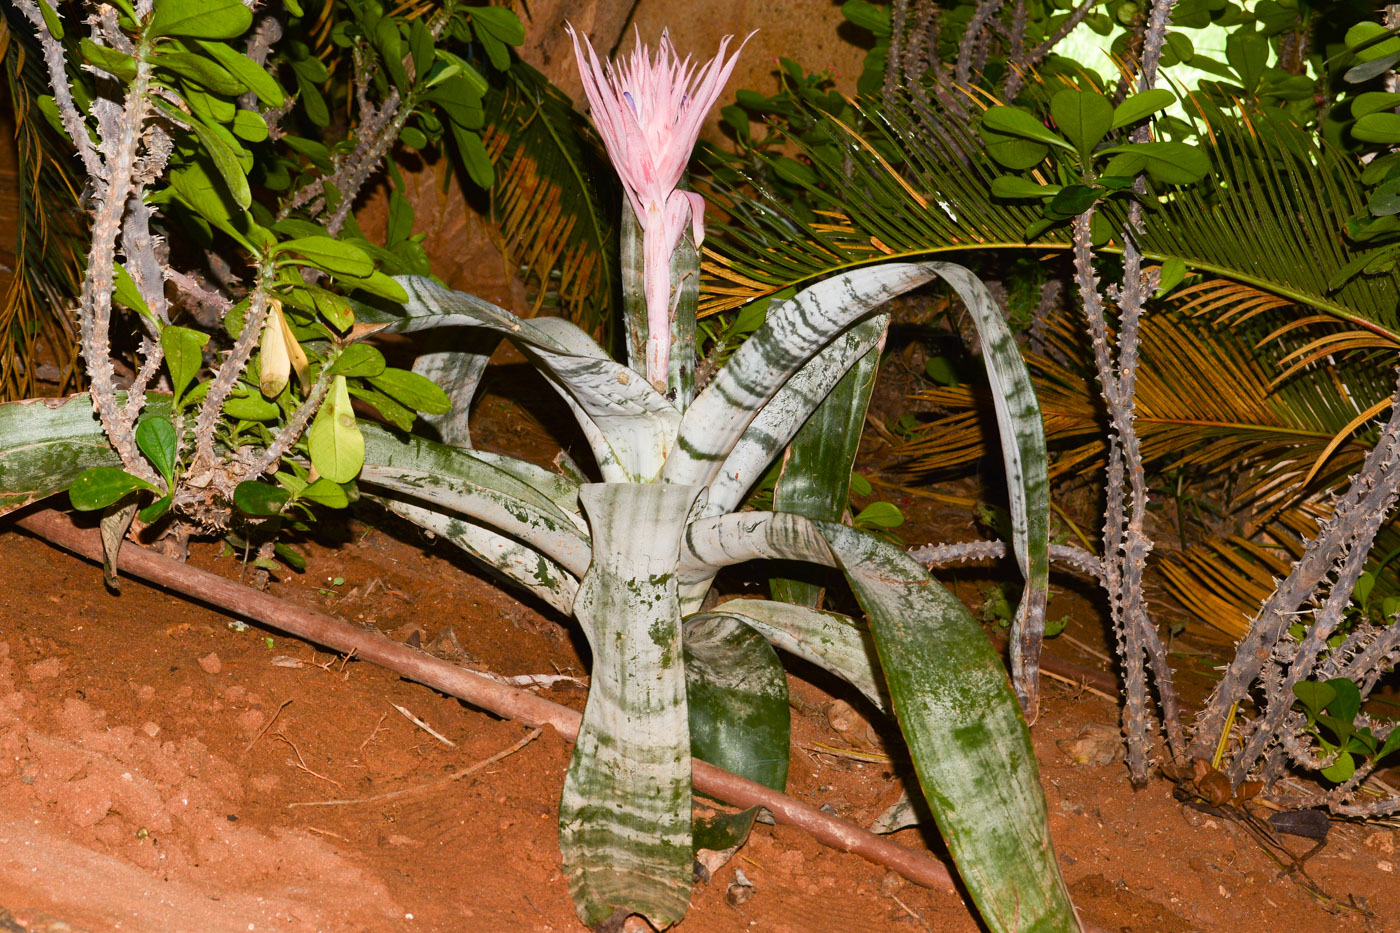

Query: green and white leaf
(703, 315), (888, 519)
(709, 597), (889, 714)
(377, 277), (679, 482)
(0, 394), (169, 516)
(770, 325), (884, 606)
(560, 483), (705, 928)
(678, 511), (1076, 931)
(939, 262), (1050, 709)
(665, 262), (939, 489)
(376, 497), (578, 615)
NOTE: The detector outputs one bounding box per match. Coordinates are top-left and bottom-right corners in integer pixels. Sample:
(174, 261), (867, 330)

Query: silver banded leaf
(361, 423), (584, 531)
(360, 466), (591, 579)
(677, 511), (1078, 932)
(410, 329), (500, 447)
(706, 598), (889, 714)
(0, 394), (169, 516)
(378, 277), (680, 482)
(704, 315), (888, 520)
(938, 262), (1050, 712)
(376, 497), (578, 615)
(665, 262), (939, 489)
(560, 483), (705, 928)
(770, 320), (886, 606)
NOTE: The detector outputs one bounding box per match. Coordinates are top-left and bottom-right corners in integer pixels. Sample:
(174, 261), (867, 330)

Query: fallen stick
(12, 508), (956, 891)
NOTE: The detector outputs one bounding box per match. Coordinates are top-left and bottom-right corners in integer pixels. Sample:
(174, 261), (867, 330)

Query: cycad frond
(700, 94), (1400, 352)
(1, 12), (85, 401)
(482, 63), (620, 339)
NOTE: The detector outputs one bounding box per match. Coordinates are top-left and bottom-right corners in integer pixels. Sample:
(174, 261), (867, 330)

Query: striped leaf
(770, 325), (885, 606)
(0, 394), (170, 515)
(374, 277), (680, 482)
(938, 262), (1050, 712)
(706, 597), (889, 714)
(676, 511), (1078, 933)
(665, 263), (940, 488)
(560, 483), (705, 928)
(358, 466), (591, 579)
(375, 497), (577, 615)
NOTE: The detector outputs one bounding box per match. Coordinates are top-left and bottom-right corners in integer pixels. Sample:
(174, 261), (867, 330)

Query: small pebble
(1379, 861), (1394, 873)
(142, 722), (160, 738)
(198, 652), (222, 675)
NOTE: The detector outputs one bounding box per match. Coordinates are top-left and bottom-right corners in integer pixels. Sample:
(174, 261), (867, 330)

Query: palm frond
(1, 11), (85, 401)
(700, 93), (1400, 353)
(482, 63), (620, 340)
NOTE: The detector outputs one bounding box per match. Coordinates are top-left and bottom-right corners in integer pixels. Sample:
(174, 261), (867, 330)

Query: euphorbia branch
(192, 271), (276, 469)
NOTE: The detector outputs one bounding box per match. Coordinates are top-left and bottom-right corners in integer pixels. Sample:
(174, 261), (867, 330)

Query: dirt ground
(1, 387), (1399, 933)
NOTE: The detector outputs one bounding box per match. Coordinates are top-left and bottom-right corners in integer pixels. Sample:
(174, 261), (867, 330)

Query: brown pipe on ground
(13, 508), (1112, 933)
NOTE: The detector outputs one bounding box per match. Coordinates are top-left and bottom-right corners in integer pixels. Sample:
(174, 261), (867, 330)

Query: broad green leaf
(1353, 92), (1400, 120)
(341, 269), (409, 303)
(138, 494), (173, 524)
(1157, 257), (1188, 297)
(1050, 89), (1113, 160)
(195, 39), (285, 107)
(160, 325), (209, 405)
(1321, 751), (1355, 783)
(683, 613), (790, 792)
(1293, 680), (1337, 718)
(1326, 677), (1362, 724)
(234, 480), (290, 516)
(112, 262), (153, 319)
(1354, 112), (1400, 144)
(841, 0), (891, 36)
(991, 176), (1059, 199)
(149, 0), (252, 39)
(80, 39), (136, 81)
(559, 483), (704, 928)
(153, 50), (246, 96)
(167, 159), (266, 252)
(1100, 142), (1210, 185)
(223, 392), (280, 421)
(1111, 89), (1176, 130)
(472, 6), (525, 46)
(1225, 32), (1269, 93)
(307, 376), (364, 483)
(983, 126), (1050, 170)
(327, 344), (386, 379)
(282, 284), (354, 331)
(37, 0), (63, 38)
(176, 111), (252, 209)
(854, 500), (904, 528)
(135, 416), (177, 485)
(981, 106), (1074, 151)
(69, 467), (157, 510)
(369, 367), (450, 414)
(231, 109), (268, 142)
(299, 477), (349, 509)
(1346, 22), (1400, 63)
(449, 123), (495, 188)
(274, 237), (374, 277)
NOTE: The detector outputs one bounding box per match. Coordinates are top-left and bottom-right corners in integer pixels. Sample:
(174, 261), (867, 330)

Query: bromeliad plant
(0, 8), (1078, 928)
(340, 27), (1077, 931)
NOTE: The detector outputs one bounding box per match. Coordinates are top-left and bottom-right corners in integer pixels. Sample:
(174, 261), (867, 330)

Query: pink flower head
(568, 24), (751, 391)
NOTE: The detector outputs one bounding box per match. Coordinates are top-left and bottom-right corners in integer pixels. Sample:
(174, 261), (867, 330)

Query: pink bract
(567, 24), (750, 391)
